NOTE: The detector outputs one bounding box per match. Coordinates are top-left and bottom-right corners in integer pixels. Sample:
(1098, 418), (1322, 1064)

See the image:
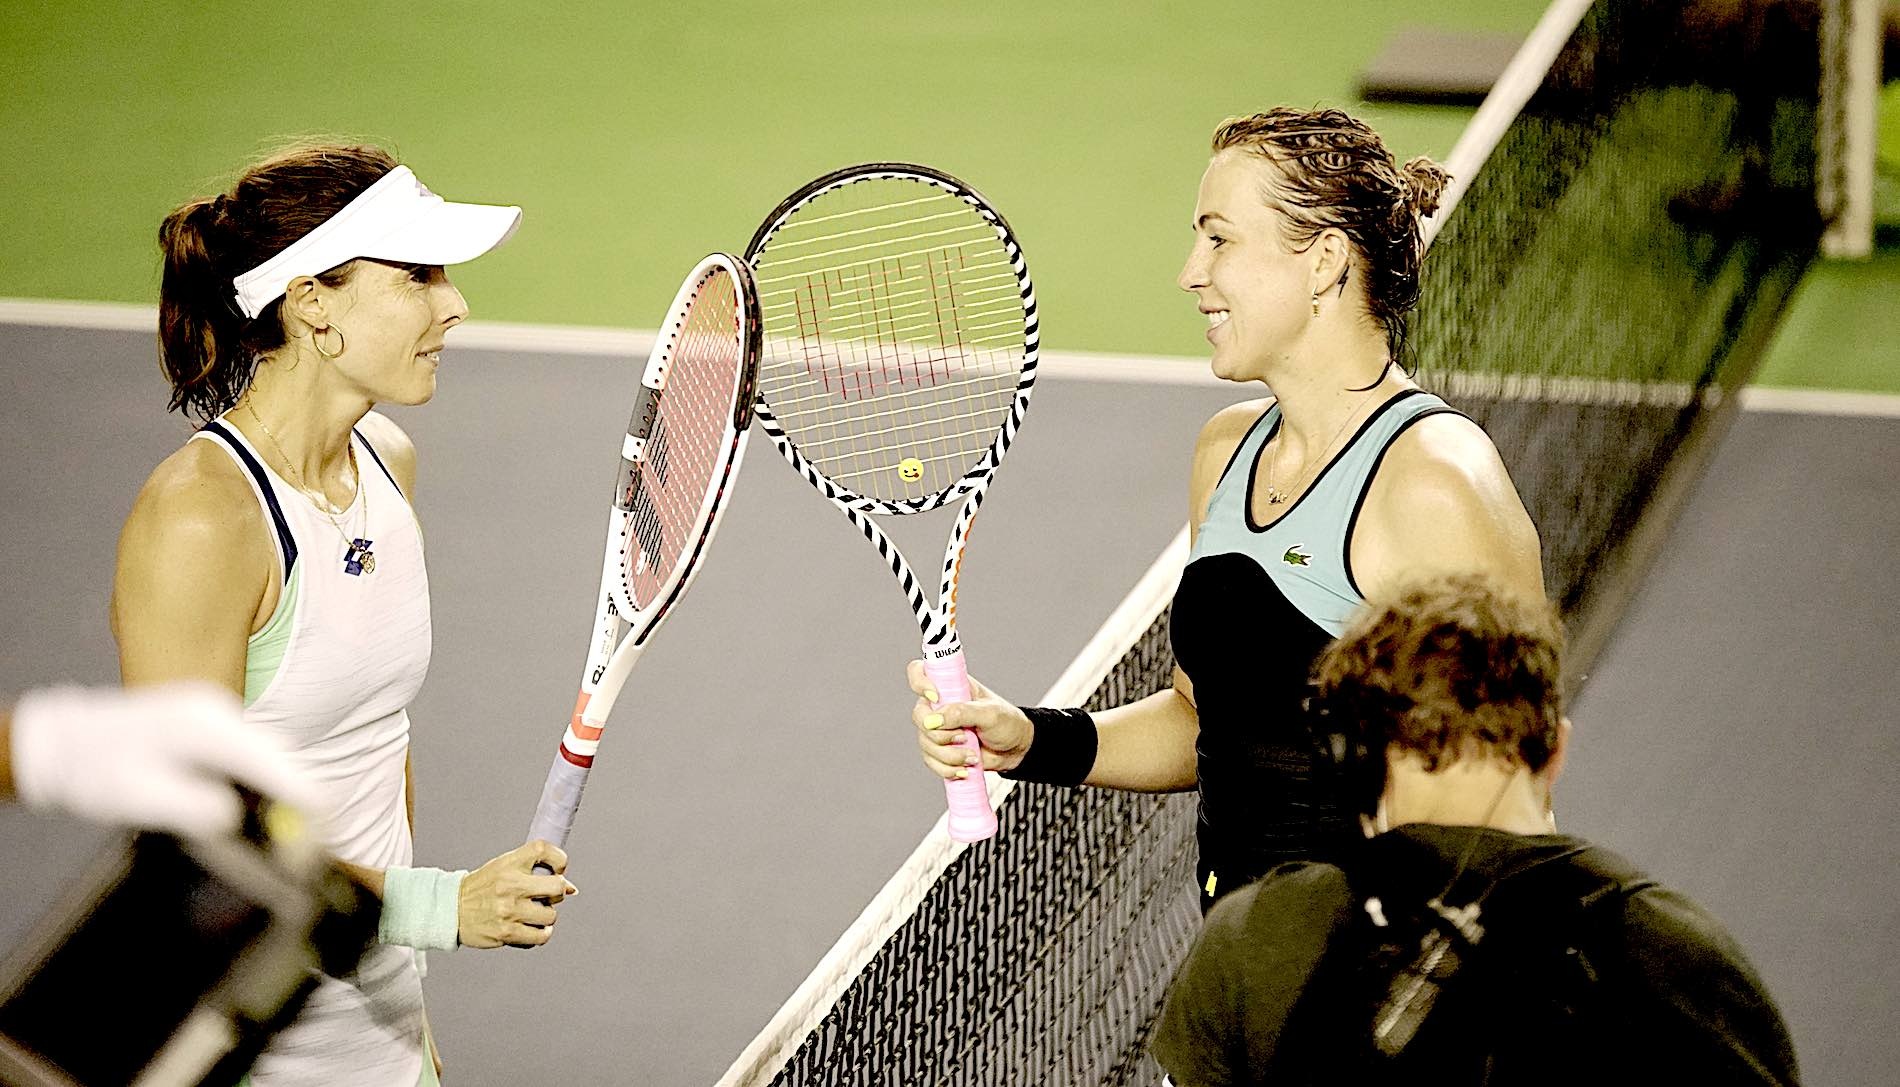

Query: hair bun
(1400, 156), (1451, 219)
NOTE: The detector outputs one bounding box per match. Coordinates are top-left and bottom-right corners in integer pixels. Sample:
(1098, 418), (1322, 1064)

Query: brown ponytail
(158, 197), (247, 420)
(156, 143), (399, 421)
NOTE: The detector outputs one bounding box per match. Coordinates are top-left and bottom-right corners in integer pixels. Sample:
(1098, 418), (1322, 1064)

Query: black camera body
(0, 793), (377, 1087)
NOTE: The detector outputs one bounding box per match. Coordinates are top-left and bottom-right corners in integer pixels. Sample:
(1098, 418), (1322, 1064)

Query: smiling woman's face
(1176, 149), (1321, 383)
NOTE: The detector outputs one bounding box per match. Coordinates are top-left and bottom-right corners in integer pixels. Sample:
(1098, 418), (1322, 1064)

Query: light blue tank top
(1188, 388), (1463, 637)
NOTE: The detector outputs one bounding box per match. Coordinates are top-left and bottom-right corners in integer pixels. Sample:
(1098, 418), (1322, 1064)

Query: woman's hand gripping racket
(525, 253), (761, 861)
(746, 164), (1038, 843)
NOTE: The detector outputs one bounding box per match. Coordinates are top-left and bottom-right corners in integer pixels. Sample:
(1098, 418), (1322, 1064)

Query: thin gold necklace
(1263, 388), (1384, 505)
(242, 400), (377, 576)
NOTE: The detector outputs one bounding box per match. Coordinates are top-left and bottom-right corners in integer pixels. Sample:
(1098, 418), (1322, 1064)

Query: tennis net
(717, 0), (1835, 1082)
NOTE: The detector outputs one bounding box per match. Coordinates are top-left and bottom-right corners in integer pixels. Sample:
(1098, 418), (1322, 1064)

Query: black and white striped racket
(746, 163), (1038, 843)
(525, 252), (761, 856)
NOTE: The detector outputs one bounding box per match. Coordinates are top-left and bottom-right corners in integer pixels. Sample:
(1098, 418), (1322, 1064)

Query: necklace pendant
(344, 538), (376, 577)
(1266, 487), (1289, 505)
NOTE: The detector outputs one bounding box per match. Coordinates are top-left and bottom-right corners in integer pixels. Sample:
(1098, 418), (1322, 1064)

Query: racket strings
(766, 360), (1013, 494)
(751, 190), (943, 234)
(764, 381), (1019, 428)
(751, 206), (982, 259)
(766, 389), (1015, 459)
(752, 179), (1029, 504)
(624, 268), (745, 608)
(752, 232), (1010, 282)
(757, 275), (1022, 344)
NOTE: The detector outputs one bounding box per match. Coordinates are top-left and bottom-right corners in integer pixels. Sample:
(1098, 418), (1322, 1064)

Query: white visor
(230, 165), (521, 319)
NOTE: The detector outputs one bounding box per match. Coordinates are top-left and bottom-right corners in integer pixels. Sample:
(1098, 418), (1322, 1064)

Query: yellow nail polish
(924, 713), (945, 729)
(1204, 872), (1218, 896)
(925, 689), (939, 703)
(955, 769), (969, 779)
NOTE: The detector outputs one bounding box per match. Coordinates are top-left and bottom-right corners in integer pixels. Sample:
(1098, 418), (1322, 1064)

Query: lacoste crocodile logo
(1282, 546), (1312, 567)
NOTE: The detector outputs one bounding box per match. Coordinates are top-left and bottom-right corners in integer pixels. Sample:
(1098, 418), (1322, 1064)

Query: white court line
(1737, 386), (1900, 418)
(5, 297), (1898, 417)
(0, 298), (156, 333)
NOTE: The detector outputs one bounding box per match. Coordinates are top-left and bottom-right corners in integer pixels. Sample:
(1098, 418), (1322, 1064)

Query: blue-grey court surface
(0, 323), (1894, 1085)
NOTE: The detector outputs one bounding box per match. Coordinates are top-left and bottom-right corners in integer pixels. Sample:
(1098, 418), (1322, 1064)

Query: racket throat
(915, 604), (957, 653)
(922, 635), (963, 661)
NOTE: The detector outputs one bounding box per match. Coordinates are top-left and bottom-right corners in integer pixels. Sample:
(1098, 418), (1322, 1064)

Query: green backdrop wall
(3, 2), (1891, 388)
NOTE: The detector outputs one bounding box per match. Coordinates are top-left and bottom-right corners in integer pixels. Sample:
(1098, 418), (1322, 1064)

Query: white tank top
(192, 416), (433, 1087)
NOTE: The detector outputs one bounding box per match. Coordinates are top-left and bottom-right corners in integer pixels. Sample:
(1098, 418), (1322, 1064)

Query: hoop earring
(313, 325), (346, 360)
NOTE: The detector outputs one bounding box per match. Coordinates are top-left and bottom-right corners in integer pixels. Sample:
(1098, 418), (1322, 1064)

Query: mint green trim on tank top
(1186, 389), (1463, 639)
(244, 559), (301, 708)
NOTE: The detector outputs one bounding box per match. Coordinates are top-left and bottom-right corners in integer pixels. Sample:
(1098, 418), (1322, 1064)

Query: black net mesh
(738, 1), (1826, 1083)
(770, 613), (1198, 1086)
(1412, 0), (1825, 622)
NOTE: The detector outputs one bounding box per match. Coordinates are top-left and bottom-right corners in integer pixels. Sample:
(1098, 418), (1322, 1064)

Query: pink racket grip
(925, 649), (998, 843)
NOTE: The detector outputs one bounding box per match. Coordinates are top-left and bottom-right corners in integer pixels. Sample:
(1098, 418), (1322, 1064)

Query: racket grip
(925, 649), (998, 843)
(526, 752), (589, 852)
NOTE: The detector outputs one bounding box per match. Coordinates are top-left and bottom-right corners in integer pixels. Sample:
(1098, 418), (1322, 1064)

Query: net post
(1818, 0), (1881, 258)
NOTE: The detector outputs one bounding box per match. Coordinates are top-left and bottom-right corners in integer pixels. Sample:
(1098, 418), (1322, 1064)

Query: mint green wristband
(378, 866), (466, 951)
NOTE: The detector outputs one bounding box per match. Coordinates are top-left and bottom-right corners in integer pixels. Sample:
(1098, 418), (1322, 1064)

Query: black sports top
(1171, 389), (1463, 909)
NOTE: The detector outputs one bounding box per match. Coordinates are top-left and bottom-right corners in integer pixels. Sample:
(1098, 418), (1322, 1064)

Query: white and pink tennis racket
(525, 252), (761, 856)
(745, 164), (1039, 843)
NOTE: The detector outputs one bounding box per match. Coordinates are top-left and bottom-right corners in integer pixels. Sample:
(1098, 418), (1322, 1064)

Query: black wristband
(1001, 707), (1098, 787)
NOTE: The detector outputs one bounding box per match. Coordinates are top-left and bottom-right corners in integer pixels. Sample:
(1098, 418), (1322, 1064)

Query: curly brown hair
(1211, 107), (1449, 364)
(1311, 576), (1564, 774)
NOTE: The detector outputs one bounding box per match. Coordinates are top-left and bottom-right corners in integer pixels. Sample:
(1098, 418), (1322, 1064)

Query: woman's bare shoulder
(354, 410), (418, 497)
(1187, 398), (1274, 526)
(126, 438), (266, 541)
